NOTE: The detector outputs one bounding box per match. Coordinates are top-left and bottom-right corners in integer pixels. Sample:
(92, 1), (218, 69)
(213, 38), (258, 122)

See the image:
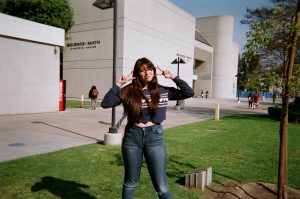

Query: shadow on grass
(31, 176), (97, 199)
(166, 155), (199, 185)
(110, 153), (123, 166)
(213, 171), (241, 184)
(167, 156), (242, 186)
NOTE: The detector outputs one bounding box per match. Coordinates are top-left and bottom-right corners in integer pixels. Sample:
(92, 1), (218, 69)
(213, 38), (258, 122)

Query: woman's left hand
(156, 66), (176, 79)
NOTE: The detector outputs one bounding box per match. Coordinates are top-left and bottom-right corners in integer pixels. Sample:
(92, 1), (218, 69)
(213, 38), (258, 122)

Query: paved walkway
(0, 98), (271, 162)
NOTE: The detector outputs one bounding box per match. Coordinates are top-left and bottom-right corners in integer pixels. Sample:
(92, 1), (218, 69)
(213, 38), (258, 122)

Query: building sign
(176, 53), (192, 62)
(66, 40), (101, 50)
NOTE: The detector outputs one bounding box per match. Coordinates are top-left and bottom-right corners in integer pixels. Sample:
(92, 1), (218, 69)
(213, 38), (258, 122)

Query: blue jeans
(122, 124), (172, 199)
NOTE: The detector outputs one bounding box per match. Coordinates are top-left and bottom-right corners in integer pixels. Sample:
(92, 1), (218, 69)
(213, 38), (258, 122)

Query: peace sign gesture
(116, 71), (136, 87)
(156, 66), (176, 79)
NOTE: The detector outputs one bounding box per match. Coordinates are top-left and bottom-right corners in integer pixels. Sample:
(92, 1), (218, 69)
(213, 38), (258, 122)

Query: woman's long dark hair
(121, 57), (160, 123)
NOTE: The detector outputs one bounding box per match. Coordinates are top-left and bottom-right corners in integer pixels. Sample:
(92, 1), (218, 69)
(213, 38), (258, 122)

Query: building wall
(64, 0), (125, 99)
(0, 38), (60, 114)
(196, 15), (239, 99)
(64, 0), (195, 99)
(0, 13), (64, 115)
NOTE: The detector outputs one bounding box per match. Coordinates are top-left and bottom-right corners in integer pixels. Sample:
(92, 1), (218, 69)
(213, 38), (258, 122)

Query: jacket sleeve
(101, 84), (122, 108)
(168, 76), (194, 100)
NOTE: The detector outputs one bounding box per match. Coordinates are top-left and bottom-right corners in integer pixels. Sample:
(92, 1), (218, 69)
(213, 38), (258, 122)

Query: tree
(238, 54), (264, 91)
(242, 1), (300, 199)
(0, 0), (74, 31)
(278, 2), (300, 198)
(240, 0), (300, 96)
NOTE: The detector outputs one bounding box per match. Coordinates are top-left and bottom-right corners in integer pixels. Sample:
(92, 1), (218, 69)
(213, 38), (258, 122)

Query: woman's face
(139, 64), (155, 83)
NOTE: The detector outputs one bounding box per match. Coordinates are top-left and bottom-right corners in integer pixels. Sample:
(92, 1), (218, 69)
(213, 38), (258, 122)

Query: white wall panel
(0, 38), (59, 114)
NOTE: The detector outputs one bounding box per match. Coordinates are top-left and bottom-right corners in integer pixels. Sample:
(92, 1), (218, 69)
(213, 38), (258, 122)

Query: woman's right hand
(116, 71), (135, 87)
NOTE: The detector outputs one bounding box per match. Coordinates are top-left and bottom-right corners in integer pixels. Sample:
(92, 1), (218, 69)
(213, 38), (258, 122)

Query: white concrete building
(64, 0), (239, 100)
(0, 13), (65, 115)
(196, 15), (239, 98)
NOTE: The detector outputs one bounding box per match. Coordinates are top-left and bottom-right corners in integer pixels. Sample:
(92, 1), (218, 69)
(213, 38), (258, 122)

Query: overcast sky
(169, 0), (271, 52)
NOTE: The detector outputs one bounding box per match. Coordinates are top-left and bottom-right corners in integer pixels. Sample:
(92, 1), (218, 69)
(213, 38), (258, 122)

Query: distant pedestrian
(116, 112), (127, 129)
(248, 93), (253, 108)
(205, 91), (209, 99)
(200, 90), (204, 98)
(253, 91), (260, 109)
(88, 85), (99, 110)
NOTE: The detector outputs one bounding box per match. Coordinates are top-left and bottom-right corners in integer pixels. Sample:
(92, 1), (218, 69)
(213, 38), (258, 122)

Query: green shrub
(268, 97), (300, 123)
(289, 97), (300, 123)
(268, 106), (282, 120)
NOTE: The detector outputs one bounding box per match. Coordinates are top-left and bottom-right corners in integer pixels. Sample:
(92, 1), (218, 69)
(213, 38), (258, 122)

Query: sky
(169, 0), (271, 52)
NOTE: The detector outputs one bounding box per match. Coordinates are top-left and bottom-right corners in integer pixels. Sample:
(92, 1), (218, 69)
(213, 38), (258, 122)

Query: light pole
(93, 0), (122, 145)
(171, 57), (186, 109)
(236, 73), (240, 103)
(235, 71), (243, 103)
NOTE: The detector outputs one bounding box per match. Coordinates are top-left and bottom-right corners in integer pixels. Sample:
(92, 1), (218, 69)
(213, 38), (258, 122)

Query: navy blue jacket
(101, 76), (194, 123)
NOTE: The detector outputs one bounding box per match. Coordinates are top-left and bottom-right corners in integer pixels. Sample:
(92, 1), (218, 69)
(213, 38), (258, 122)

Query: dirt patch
(204, 181), (300, 199)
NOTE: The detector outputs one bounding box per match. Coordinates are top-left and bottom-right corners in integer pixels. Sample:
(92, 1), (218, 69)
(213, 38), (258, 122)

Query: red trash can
(59, 80), (66, 111)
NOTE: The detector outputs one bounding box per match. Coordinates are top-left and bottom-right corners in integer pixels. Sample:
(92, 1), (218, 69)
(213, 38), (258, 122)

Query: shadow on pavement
(31, 121), (102, 142)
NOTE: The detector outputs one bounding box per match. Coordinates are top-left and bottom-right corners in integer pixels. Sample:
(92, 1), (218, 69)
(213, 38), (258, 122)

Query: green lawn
(0, 114), (299, 199)
(66, 100), (92, 109)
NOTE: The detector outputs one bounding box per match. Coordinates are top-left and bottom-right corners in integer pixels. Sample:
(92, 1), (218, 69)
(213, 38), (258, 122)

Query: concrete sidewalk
(0, 98), (270, 162)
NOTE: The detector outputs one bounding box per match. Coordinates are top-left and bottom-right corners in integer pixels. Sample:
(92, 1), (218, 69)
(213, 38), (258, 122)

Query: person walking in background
(101, 57), (194, 199)
(248, 93), (253, 108)
(200, 90), (204, 98)
(253, 91), (260, 109)
(88, 85), (99, 110)
(205, 90), (209, 99)
(117, 112), (127, 129)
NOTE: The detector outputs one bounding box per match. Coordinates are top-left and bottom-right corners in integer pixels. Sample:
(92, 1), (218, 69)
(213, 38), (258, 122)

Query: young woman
(88, 85), (99, 110)
(101, 57), (194, 199)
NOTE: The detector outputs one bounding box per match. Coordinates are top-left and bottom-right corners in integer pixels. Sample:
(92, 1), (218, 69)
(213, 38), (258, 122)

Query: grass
(66, 100), (92, 109)
(0, 114), (299, 199)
